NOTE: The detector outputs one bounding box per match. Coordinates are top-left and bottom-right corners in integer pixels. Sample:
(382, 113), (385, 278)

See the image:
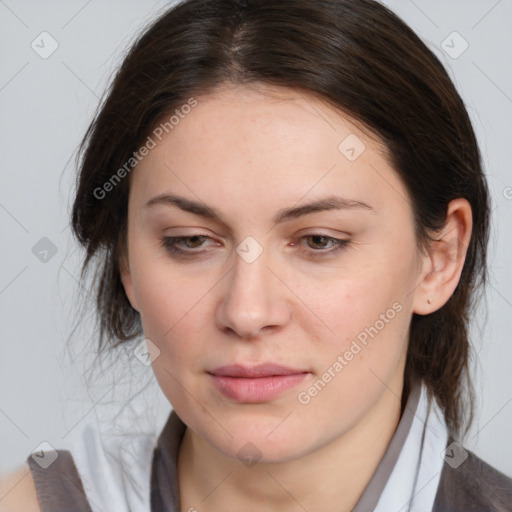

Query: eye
(161, 235), (218, 255)
(297, 234), (350, 255)
(161, 233), (349, 258)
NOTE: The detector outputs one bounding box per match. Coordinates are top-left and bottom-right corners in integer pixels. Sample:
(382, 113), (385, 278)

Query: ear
(412, 198), (473, 315)
(119, 249), (140, 312)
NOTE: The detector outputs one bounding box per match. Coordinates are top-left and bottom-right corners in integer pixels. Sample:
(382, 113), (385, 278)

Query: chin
(223, 436), (308, 465)
(202, 414), (319, 465)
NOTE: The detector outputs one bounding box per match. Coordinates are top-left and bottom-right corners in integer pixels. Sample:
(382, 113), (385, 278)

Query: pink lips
(208, 363), (309, 403)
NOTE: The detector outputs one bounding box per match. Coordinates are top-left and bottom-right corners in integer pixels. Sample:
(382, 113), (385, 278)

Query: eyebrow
(144, 193), (374, 224)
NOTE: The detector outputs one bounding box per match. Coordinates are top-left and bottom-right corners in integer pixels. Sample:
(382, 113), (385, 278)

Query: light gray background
(1, 0), (511, 477)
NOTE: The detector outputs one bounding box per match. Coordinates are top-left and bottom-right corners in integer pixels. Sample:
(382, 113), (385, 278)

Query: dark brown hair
(71, 0), (490, 438)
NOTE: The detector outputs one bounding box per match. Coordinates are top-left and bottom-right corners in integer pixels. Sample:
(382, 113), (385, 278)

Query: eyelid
(163, 228), (350, 240)
(298, 228), (351, 238)
(160, 232), (350, 257)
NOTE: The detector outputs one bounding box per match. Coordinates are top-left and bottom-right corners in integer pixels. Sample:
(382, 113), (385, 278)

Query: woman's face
(121, 83), (428, 463)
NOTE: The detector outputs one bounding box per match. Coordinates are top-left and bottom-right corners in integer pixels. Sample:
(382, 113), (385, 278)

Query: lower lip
(209, 373), (309, 403)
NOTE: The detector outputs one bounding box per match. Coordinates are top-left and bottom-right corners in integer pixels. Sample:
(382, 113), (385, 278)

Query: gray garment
(433, 448), (512, 512)
(27, 449), (92, 512)
(28, 383), (512, 511)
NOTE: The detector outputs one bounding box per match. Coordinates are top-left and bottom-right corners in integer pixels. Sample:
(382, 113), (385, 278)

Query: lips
(209, 363), (308, 378)
(208, 363), (310, 403)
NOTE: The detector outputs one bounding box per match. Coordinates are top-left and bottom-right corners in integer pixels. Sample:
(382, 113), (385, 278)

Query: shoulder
(1, 449), (93, 512)
(0, 462), (40, 512)
(433, 444), (512, 512)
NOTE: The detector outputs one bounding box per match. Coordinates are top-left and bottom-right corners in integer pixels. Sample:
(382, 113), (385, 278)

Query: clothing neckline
(151, 379), (423, 511)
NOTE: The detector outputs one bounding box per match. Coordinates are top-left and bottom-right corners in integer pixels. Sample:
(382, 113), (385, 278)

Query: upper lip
(208, 363), (309, 378)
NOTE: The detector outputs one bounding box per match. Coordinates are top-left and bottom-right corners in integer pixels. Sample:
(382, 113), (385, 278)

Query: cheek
(135, 271), (205, 339)
(127, 232), (196, 325)
(129, 253), (217, 362)
(293, 270), (411, 428)
(298, 251), (415, 366)
(133, 264), (213, 409)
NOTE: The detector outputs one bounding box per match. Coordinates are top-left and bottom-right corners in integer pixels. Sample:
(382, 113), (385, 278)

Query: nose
(215, 247), (291, 340)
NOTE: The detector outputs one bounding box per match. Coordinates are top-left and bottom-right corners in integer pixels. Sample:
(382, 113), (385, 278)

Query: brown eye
(161, 235), (217, 255)
(301, 235), (350, 254)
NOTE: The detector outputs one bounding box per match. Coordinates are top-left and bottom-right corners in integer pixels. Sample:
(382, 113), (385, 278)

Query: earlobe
(119, 253), (140, 312)
(412, 198), (473, 315)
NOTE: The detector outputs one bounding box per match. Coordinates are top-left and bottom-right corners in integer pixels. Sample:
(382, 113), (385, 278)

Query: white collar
(373, 383), (448, 512)
(70, 379), (448, 512)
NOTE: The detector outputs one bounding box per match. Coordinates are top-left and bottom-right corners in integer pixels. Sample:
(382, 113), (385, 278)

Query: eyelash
(160, 234), (350, 258)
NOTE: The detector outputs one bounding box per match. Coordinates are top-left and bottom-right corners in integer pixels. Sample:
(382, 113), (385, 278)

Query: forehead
(130, 84), (407, 217)
(173, 83), (385, 155)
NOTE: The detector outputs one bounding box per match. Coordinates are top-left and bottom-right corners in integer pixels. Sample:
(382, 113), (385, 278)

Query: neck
(177, 382), (405, 512)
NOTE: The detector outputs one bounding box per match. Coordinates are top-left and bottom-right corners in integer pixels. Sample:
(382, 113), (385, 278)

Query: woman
(1, 0), (511, 510)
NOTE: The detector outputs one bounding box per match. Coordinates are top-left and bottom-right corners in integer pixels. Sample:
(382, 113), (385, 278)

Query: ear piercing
(427, 298), (432, 304)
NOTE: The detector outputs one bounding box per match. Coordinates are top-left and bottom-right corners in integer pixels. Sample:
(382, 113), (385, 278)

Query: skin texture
(0, 464), (40, 512)
(120, 83), (472, 512)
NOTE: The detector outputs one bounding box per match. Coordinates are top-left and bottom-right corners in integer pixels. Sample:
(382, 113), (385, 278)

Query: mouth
(207, 363), (310, 403)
